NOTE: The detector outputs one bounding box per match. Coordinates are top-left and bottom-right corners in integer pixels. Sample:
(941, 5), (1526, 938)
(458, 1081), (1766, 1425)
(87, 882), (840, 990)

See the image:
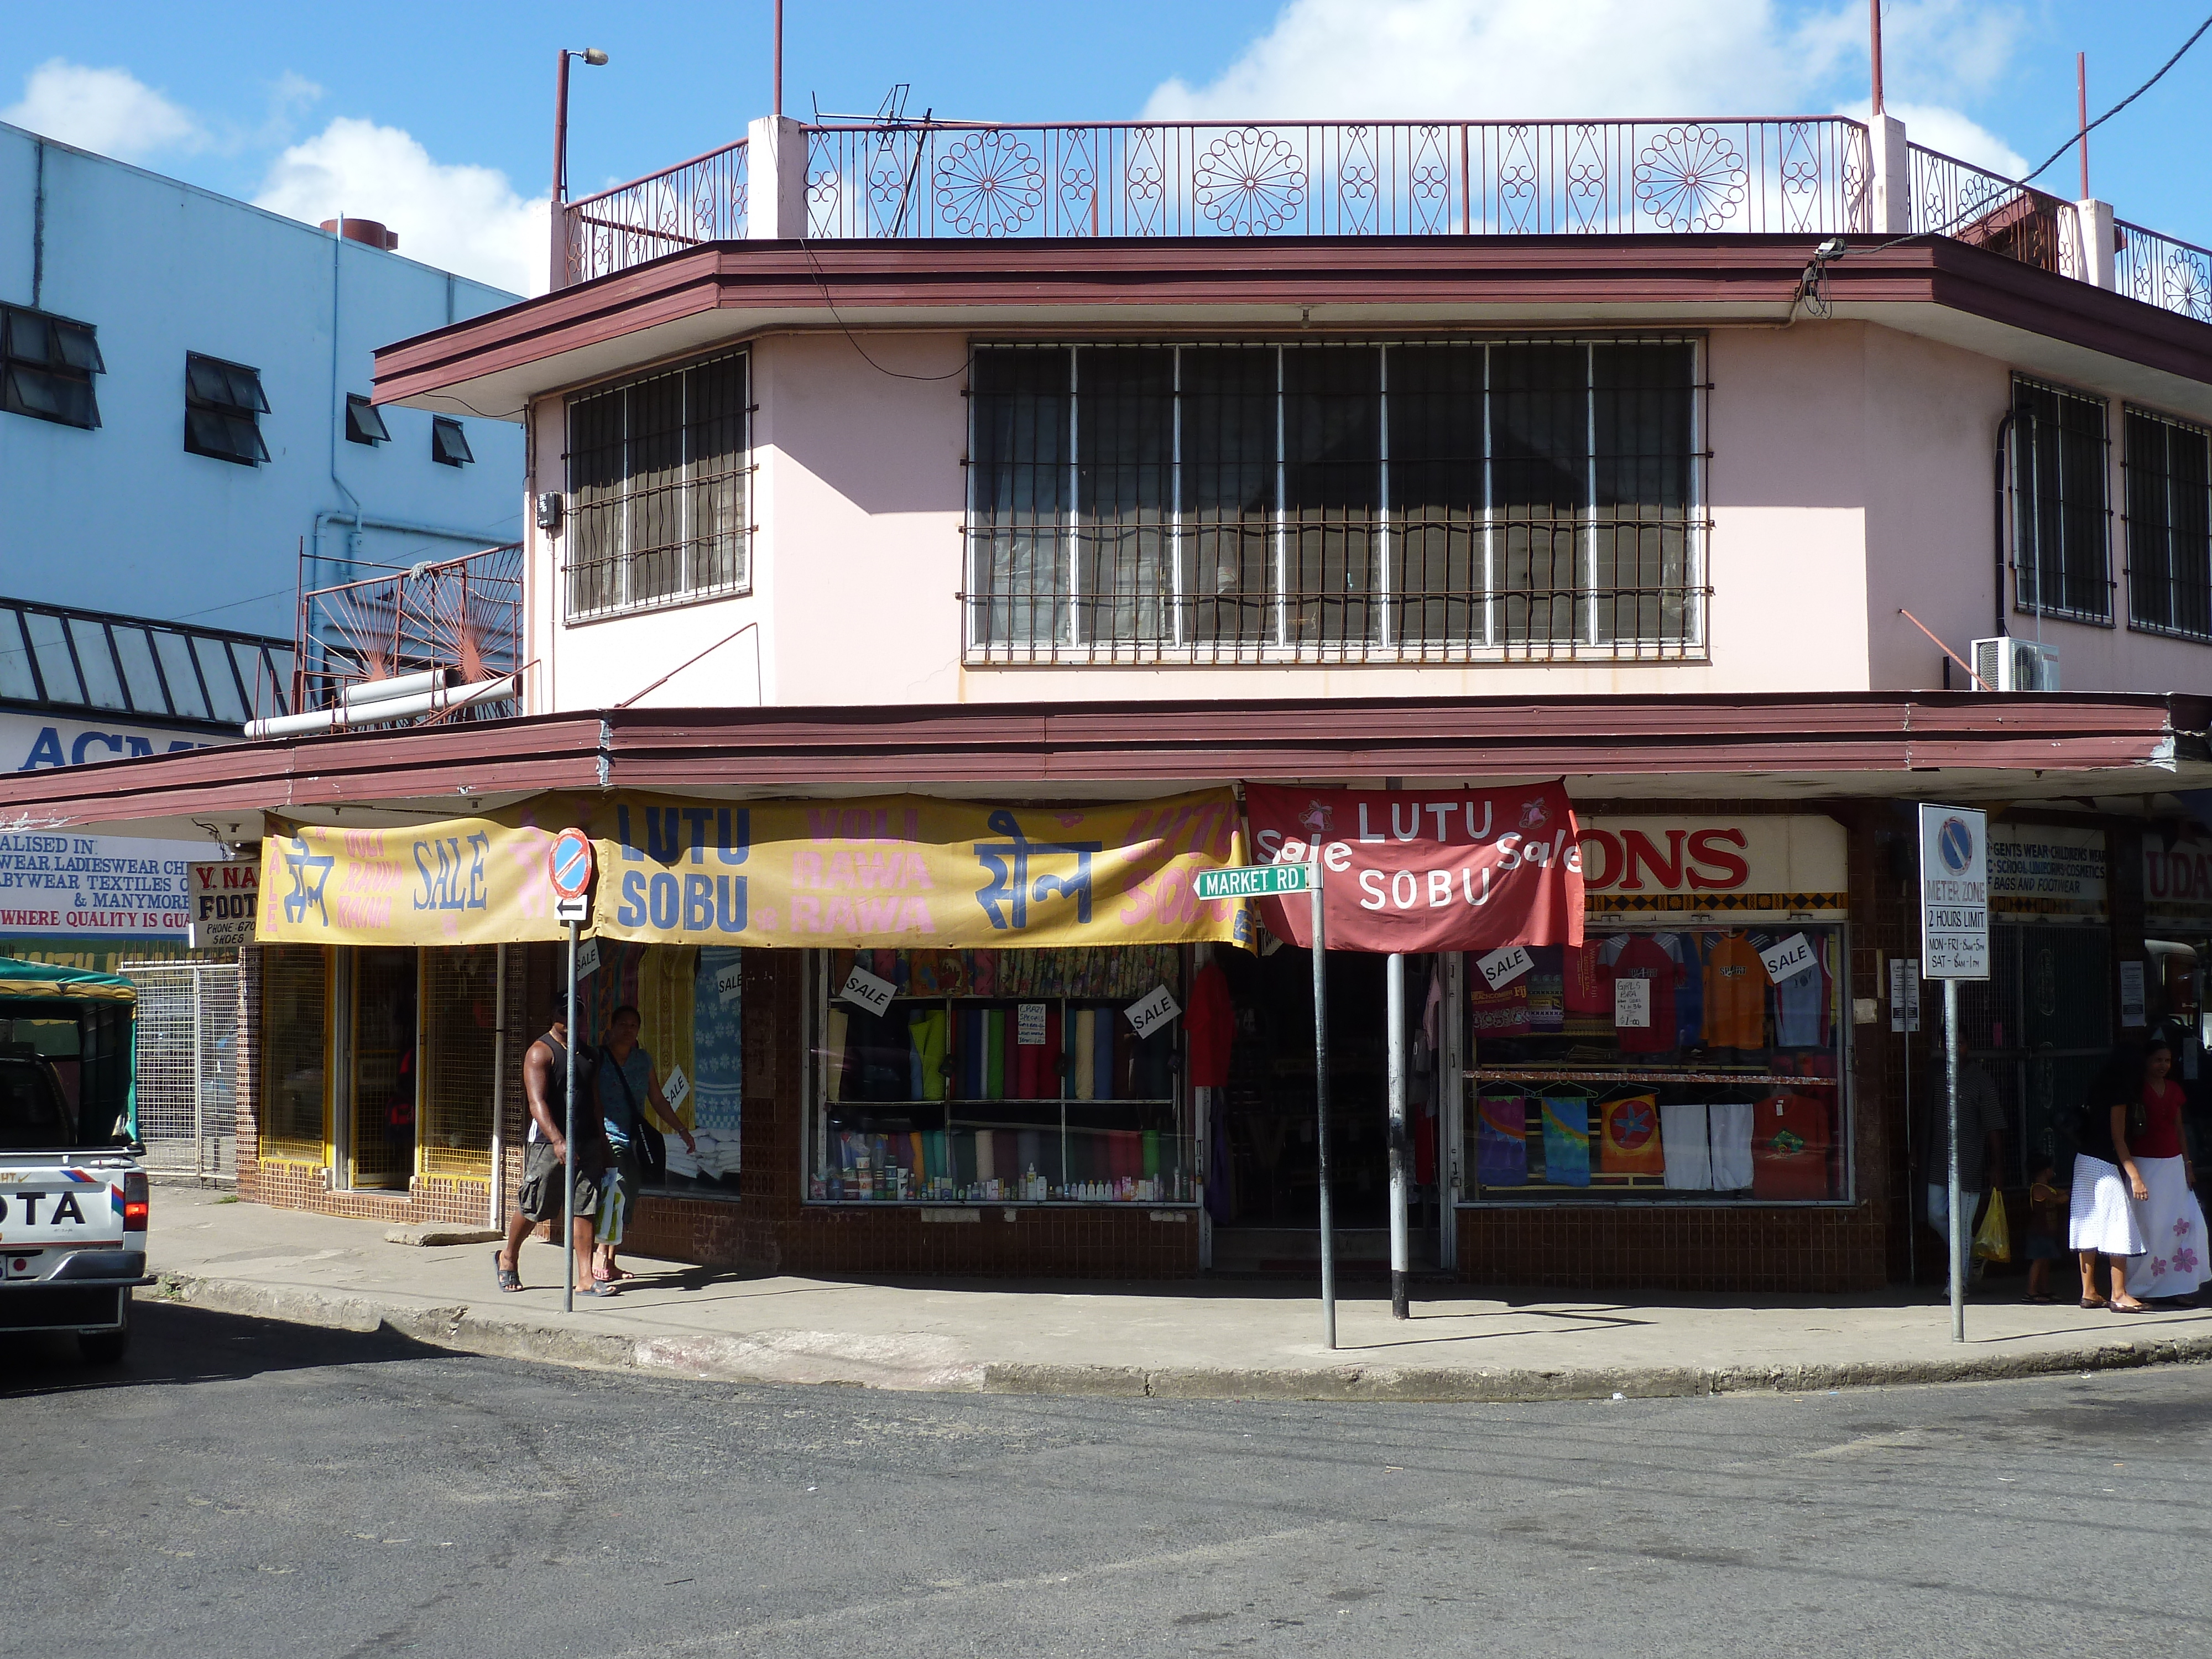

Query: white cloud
(1848, 99), (2027, 179)
(1142, 0), (2030, 179)
(254, 117), (547, 297)
(2, 59), (202, 160)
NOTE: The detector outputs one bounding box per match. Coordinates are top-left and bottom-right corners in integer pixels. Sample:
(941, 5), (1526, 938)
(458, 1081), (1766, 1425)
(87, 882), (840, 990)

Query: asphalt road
(4, 1302), (2210, 1658)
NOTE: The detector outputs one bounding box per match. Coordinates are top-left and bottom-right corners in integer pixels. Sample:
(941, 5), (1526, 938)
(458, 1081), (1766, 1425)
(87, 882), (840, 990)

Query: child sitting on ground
(2025, 1156), (2067, 1305)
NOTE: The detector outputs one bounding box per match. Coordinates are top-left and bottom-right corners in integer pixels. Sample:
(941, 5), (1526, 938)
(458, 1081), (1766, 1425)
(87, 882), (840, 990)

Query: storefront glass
(810, 946), (1194, 1204)
(572, 941), (744, 1197)
(1461, 816), (1853, 1206)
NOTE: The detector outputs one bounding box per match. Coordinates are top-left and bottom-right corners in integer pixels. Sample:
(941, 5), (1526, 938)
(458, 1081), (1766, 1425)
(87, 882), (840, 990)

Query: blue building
(0, 121), (524, 641)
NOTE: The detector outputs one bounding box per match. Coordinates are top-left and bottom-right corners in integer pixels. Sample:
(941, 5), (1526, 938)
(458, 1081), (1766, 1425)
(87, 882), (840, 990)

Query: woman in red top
(2121, 1037), (2209, 1306)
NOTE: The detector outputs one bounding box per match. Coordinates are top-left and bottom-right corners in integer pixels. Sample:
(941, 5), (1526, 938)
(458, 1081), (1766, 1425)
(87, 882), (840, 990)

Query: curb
(152, 1273), (2212, 1402)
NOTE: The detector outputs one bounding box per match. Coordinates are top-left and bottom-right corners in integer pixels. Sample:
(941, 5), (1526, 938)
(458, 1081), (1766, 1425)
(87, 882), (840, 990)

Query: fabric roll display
(1539, 1093), (1591, 1187)
(1597, 1092), (1664, 1176)
(1476, 1094), (1529, 1187)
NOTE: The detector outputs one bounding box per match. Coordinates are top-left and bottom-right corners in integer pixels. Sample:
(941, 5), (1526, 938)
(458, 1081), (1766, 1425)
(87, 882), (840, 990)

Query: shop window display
(811, 946), (1195, 1204)
(1464, 926), (1846, 1202)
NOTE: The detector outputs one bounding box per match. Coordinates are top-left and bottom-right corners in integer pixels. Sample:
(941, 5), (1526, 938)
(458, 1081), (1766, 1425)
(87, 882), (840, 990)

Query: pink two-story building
(13, 110), (2212, 1292)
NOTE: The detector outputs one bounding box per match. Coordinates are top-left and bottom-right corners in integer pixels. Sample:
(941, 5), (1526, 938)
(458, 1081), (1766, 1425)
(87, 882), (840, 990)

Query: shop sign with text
(2144, 833), (2212, 931)
(0, 831), (195, 938)
(1576, 816), (1848, 919)
(1989, 824), (2106, 924)
(1243, 782), (1584, 953)
(258, 791), (1251, 950)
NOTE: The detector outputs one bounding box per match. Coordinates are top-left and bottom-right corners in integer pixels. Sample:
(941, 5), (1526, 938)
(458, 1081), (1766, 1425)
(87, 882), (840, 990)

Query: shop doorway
(341, 947), (418, 1191)
(1956, 924), (2111, 1187)
(1208, 945), (1442, 1273)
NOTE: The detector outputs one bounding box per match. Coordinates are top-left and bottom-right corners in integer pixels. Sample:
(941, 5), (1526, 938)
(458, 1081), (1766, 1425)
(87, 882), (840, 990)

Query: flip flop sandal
(493, 1251), (523, 1292)
(575, 1281), (615, 1297)
(2079, 1297), (2108, 1309)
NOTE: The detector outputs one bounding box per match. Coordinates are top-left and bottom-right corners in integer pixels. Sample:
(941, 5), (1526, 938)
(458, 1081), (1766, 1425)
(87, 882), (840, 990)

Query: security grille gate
(122, 959), (240, 1183)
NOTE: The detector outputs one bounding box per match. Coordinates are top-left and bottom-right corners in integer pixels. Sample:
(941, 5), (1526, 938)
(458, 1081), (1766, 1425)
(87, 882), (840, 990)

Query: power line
(2015, 12), (2212, 191)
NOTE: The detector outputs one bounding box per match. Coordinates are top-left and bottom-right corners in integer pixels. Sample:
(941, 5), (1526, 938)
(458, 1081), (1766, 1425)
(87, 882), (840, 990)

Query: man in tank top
(493, 1018), (609, 1296)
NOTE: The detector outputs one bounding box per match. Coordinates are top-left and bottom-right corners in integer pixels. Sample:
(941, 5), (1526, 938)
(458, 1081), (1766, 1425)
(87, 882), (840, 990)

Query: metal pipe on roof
(243, 672), (515, 740)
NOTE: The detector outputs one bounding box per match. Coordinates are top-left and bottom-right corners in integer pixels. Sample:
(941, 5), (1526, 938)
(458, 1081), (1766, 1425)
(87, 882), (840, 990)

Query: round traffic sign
(548, 828), (595, 899)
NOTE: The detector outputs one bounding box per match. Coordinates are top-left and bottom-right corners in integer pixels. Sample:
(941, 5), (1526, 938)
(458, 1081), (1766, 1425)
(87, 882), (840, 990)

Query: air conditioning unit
(1970, 636), (2060, 692)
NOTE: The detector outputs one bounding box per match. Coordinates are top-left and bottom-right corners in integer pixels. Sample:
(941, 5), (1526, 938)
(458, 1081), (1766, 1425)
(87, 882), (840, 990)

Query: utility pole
(1870, 0), (1885, 114)
(2078, 52), (2090, 197)
(775, 0), (785, 117)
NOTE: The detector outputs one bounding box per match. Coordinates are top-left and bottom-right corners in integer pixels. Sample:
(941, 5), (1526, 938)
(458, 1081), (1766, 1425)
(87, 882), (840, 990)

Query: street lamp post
(549, 46), (609, 293)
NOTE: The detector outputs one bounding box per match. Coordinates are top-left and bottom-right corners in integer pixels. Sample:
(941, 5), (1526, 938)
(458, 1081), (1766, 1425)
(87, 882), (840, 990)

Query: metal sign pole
(1311, 858), (1335, 1352)
(563, 917), (578, 1316)
(1386, 951), (1410, 1321)
(1945, 978), (1964, 1343)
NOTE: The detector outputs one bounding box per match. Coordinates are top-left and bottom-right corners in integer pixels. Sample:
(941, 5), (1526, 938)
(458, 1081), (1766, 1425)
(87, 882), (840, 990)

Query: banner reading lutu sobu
(1242, 781), (1584, 953)
(257, 791), (1252, 950)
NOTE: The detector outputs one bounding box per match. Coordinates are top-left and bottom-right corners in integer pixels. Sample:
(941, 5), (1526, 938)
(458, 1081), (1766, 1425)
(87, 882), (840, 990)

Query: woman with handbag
(2070, 1047), (2148, 1312)
(2121, 1036), (2210, 1307)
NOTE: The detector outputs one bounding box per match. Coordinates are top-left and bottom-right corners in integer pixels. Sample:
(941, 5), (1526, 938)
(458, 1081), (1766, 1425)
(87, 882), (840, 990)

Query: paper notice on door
(714, 961), (742, 1005)
(1125, 984), (1181, 1037)
(1018, 1003), (1048, 1046)
(575, 935), (602, 979)
(661, 1064), (691, 1110)
(1476, 945), (1535, 991)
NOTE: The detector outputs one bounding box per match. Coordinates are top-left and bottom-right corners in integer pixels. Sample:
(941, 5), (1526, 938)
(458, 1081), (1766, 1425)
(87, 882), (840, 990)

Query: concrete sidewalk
(147, 1188), (2212, 1401)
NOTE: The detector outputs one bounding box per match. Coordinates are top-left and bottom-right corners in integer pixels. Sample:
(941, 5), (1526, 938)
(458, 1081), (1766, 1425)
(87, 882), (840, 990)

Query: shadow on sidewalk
(0, 1298), (448, 1400)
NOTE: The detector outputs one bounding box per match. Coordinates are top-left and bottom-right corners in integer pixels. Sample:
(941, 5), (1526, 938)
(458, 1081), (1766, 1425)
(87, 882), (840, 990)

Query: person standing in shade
(1922, 1056), (2003, 1286)
(2121, 1036), (2209, 1307)
(492, 1016), (607, 1297)
(2070, 1048), (2149, 1312)
(593, 1004), (695, 1286)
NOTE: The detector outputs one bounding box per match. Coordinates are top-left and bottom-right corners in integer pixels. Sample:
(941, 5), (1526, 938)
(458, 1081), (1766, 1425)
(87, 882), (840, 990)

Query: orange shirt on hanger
(1703, 931), (1768, 1050)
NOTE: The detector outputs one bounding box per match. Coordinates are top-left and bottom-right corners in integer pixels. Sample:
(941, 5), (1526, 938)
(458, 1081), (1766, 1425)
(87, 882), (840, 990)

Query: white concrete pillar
(2074, 198), (2116, 290)
(1870, 114), (1911, 234)
(748, 116), (810, 239)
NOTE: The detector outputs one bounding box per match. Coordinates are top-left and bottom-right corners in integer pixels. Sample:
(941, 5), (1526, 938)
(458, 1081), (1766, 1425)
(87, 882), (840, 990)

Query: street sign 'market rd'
(1194, 863), (1313, 901)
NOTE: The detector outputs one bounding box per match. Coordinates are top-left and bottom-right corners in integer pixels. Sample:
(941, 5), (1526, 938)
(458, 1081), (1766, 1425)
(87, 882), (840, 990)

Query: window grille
(258, 944), (328, 1162)
(964, 337), (1705, 664)
(1, 303), (103, 430)
(184, 352), (271, 466)
(2123, 405), (2212, 642)
(345, 393), (389, 446)
(420, 946), (499, 1179)
(2010, 376), (2112, 623)
(565, 349), (751, 619)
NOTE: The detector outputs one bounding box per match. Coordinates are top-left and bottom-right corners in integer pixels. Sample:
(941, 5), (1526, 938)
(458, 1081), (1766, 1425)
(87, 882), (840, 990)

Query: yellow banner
(258, 792), (1251, 951)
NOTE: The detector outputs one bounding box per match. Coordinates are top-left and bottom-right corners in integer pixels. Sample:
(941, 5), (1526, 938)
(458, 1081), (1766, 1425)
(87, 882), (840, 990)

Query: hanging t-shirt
(1477, 1094), (1529, 1187)
(1708, 1100), (1755, 1190)
(1703, 932), (1768, 1050)
(1607, 933), (1684, 1055)
(1749, 1092), (1833, 1200)
(1187, 961), (1235, 1087)
(1665, 933), (1705, 1047)
(1772, 936), (1832, 1048)
(1562, 942), (1610, 1014)
(1540, 1093), (1590, 1186)
(1598, 1091), (1665, 1175)
(1660, 1102), (1713, 1190)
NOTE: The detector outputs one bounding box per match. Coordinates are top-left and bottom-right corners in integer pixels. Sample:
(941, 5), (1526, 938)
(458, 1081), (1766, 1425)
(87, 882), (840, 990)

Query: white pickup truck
(0, 963), (154, 1363)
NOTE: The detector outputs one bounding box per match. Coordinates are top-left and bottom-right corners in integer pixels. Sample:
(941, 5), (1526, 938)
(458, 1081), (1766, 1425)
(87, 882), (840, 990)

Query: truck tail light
(123, 1171), (149, 1230)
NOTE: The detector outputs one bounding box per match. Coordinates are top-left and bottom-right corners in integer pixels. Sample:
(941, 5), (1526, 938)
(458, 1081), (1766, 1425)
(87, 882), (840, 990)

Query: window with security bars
(566, 350), (751, 619)
(964, 338), (1704, 662)
(258, 945), (328, 1163)
(2, 303), (104, 429)
(420, 946), (499, 1178)
(2010, 377), (2112, 623)
(2124, 406), (2212, 641)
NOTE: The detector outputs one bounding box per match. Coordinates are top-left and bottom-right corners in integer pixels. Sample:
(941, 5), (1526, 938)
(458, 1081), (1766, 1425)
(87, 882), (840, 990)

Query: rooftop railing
(555, 116), (2212, 326)
(294, 544), (523, 724)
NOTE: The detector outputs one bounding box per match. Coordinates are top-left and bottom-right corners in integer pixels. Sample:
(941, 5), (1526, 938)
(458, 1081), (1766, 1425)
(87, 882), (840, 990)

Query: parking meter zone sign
(1919, 804), (1990, 980)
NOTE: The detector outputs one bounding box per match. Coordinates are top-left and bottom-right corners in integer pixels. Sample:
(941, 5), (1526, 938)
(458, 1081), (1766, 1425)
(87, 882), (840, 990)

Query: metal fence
(564, 138), (748, 289)
(295, 542), (523, 721)
(2116, 220), (2212, 323)
(123, 958), (239, 1185)
(1908, 143), (2078, 279)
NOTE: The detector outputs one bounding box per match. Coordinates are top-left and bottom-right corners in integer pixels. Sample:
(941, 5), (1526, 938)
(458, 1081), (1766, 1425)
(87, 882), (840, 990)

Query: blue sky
(3, 1), (2208, 295)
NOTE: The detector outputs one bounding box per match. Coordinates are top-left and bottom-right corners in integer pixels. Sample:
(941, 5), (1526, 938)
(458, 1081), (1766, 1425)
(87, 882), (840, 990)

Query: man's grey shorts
(519, 1140), (602, 1223)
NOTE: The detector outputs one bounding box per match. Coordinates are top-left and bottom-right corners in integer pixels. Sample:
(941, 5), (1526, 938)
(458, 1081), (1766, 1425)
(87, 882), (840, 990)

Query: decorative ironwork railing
(564, 139), (748, 288)
(2116, 220), (2212, 323)
(802, 117), (1869, 241)
(1908, 143), (2079, 279)
(295, 544), (523, 721)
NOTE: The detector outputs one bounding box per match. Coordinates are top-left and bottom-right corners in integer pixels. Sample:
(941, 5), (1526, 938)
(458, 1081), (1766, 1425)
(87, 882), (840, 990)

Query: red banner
(1243, 782), (1585, 954)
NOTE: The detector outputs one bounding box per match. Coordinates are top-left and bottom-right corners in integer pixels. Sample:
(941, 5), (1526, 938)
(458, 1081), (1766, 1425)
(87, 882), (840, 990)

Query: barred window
(2010, 377), (2112, 623)
(965, 338), (1703, 663)
(2124, 406), (2212, 641)
(566, 350), (751, 620)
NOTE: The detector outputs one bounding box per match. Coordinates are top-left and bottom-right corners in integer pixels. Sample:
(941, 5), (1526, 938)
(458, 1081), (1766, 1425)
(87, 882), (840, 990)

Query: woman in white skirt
(2071, 1050), (2148, 1311)
(2120, 1038), (2209, 1307)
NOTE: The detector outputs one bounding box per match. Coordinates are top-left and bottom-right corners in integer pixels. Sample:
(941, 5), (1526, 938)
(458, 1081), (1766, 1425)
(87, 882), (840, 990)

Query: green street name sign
(1193, 863), (1314, 901)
